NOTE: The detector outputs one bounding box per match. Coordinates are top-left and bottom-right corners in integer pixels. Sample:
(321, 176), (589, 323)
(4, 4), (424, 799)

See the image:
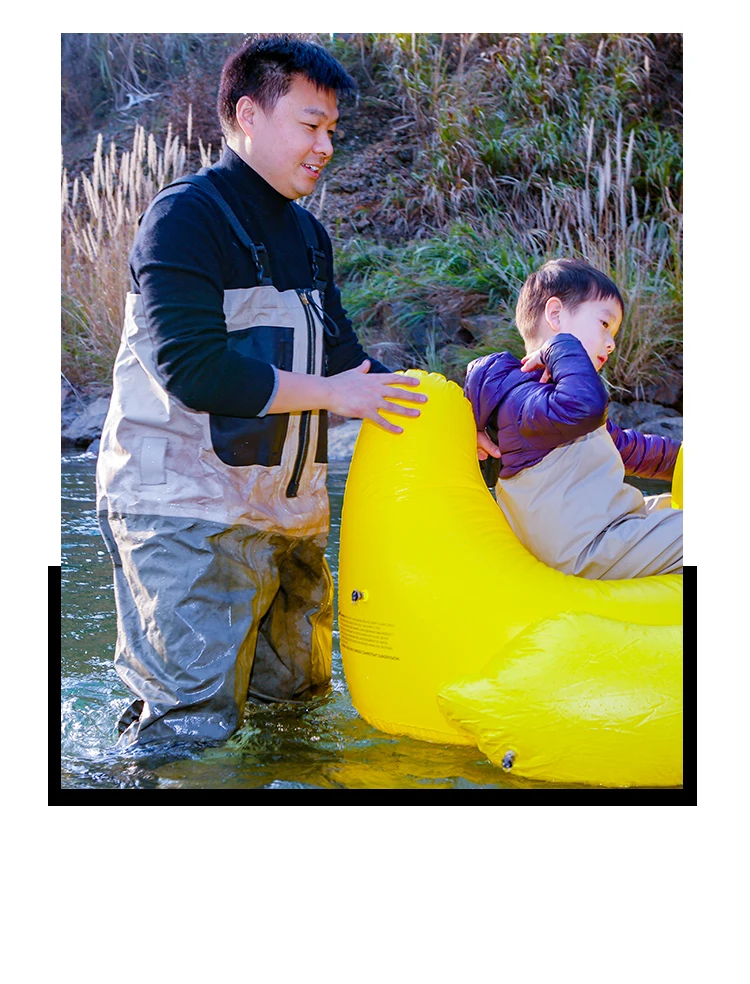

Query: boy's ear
(235, 95), (257, 138)
(544, 296), (564, 333)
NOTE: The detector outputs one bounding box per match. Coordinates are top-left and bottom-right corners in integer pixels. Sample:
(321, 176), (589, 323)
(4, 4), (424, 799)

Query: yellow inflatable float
(338, 370), (683, 787)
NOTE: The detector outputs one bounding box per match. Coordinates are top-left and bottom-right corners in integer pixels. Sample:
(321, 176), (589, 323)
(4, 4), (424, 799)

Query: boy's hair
(516, 258), (625, 348)
(217, 34), (357, 137)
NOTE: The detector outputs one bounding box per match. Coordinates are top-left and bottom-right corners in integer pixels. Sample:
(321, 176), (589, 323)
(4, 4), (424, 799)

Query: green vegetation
(330, 33), (682, 397)
(61, 32), (682, 400)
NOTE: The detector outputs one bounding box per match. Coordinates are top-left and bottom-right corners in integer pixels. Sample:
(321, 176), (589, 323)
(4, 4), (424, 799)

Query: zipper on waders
(286, 289), (317, 498)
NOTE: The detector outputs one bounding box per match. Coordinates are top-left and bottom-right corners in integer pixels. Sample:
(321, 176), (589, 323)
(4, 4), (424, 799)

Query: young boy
(465, 258), (682, 580)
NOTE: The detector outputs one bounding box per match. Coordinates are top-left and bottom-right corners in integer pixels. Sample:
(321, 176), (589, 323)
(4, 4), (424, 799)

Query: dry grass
(337, 113), (681, 396)
(61, 116), (221, 383)
(327, 33), (682, 398)
(513, 114), (682, 396)
(61, 33), (682, 399)
(353, 33), (681, 235)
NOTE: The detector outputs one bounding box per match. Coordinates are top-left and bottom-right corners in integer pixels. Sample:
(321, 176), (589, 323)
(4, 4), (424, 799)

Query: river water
(61, 449), (671, 791)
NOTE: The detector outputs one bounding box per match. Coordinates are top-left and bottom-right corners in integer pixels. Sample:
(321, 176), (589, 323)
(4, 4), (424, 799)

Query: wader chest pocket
(210, 325), (293, 467)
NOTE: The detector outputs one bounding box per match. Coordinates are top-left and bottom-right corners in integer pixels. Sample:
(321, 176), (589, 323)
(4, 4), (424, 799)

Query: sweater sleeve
(507, 334), (609, 448)
(606, 419), (680, 481)
(131, 187), (276, 417)
(313, 218), (391, 375)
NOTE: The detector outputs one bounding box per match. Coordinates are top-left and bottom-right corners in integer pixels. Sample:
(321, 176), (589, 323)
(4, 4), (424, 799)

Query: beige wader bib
(97, 286), (329, 537)
(495, 426), (683, 579)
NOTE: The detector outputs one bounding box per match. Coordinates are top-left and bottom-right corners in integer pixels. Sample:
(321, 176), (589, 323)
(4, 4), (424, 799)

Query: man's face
(241, 74), (339, 200)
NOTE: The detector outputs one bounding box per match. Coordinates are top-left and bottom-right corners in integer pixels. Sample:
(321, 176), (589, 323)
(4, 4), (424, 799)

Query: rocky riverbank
(61, 377), (683, 461)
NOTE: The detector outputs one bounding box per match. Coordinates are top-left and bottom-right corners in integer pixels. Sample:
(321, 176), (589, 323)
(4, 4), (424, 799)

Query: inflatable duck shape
(338, 370), (683, 787)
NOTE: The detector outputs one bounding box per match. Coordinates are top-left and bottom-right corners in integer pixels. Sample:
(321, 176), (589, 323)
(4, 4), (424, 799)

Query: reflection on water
(62, 451), (668, 791)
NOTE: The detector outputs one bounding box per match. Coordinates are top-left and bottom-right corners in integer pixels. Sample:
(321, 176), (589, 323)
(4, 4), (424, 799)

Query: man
(96, 34), (426, 747)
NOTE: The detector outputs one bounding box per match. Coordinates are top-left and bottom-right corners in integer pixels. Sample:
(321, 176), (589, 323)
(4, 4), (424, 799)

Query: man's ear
(544, 296), (564, 333)
(235, 95), (257, 138)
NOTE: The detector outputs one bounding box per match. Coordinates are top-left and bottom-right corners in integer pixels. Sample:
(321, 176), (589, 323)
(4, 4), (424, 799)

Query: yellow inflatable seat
(438, 612), (682, 787)
(671, 444), (684, 509)
(338, 370), (683, 785)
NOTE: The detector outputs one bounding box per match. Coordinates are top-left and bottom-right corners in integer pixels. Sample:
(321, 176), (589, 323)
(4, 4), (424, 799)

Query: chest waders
(496, 426), (683, 579)
(97, 174), (336, 747)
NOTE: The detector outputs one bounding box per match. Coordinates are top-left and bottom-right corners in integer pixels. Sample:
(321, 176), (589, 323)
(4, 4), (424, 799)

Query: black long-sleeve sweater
(130, 147), (388, 418)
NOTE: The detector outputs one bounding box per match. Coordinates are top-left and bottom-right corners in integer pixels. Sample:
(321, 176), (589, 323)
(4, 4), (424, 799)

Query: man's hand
(521, 349), (550, 383)
(268, 361), (426, 433)
(477, 430), (501, 461)
(326, 361), (427, 435)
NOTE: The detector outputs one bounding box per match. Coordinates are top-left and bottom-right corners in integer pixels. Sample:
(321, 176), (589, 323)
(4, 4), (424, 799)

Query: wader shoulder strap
(291, 203), (329, 295)
(147, 172), (274, 287)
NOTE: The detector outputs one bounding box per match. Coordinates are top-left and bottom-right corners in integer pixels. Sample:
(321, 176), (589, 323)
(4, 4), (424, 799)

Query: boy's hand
(326, 361), (427, 435)
(521, 349), (550, 383)
(477, 430), (501, 461)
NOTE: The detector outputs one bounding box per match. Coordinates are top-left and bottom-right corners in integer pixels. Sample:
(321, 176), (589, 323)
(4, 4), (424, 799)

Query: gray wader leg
(98, 514), (333, 748)
(249, 534), (333, 702)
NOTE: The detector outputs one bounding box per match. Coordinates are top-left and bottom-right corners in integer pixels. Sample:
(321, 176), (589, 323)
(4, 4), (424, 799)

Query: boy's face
(557, 297), (622, 371)
(238, 74), (339, 200)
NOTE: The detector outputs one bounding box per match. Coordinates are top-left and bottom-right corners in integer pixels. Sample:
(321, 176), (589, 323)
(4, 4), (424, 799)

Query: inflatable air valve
(338, 370), (683, 785)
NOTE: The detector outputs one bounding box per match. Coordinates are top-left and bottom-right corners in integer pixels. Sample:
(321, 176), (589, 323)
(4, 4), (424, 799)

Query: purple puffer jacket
(465, 333), (680, 481)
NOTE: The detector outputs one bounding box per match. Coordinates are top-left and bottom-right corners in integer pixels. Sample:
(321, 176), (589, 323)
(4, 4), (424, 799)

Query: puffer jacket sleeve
(606, 419), (680, 481)
(465, 335), (613, 477)
(506, 334), (609, 449)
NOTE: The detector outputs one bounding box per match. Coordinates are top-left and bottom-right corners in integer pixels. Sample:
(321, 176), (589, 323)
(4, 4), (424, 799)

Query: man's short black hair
(516, 258), (625, 348)
(217, 34), (357, 137)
